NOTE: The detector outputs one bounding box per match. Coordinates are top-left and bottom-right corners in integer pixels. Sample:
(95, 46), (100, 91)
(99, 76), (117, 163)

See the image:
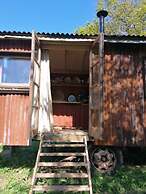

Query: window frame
(0, 55), (31, 89)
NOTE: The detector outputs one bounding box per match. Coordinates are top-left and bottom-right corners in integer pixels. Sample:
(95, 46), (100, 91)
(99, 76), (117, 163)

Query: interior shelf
(51, 83), (88, 87)
(53, 100), (88, 105)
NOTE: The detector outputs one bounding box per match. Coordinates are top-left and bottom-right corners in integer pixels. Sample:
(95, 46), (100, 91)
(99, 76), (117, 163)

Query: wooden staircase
(29, 130), (93, 194)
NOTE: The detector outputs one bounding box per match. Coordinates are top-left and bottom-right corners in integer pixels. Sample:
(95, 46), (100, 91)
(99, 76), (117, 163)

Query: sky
(0, 0), (97, 33)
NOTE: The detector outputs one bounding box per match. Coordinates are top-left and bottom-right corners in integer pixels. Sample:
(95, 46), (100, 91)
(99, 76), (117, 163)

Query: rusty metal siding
(0, 93), (30, 145)
(0, 38), (31, 145)
(0, 95), (4, 144)
(53, 103), (89, 130)
(90, 44), (145, 147)
(0, 39), (31, 52)
(144, 101), (146, 129)
(103, 46), (145, 146)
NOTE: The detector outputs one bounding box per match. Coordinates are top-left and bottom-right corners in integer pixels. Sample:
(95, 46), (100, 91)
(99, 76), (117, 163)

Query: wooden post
(97, 10), (108, 139)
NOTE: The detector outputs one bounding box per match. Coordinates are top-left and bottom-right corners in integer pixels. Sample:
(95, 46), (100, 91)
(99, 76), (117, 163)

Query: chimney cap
(97, 10), (108, 18)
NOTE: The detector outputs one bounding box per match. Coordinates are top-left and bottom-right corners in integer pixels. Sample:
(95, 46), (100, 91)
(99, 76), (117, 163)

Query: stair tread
(38, 162), (87, 167)
(36, 172), (88, 178)
(42, 143), (85, 147)
(42, 139), (84, 143)
(42, 130), (88, 136)
(33, 185), (90, 192)
(30, 133), (93, 194)
(40, 152), (85, 156)
(42, 132), (86, 143)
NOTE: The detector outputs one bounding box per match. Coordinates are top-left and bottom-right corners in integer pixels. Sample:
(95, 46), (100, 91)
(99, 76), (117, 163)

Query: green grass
(92, 166), (146, 194)
(0, 141), (38, 194)
(0, 142), (146, 194)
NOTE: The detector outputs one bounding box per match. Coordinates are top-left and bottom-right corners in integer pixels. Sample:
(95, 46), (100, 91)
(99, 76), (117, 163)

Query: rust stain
(144, 102), (146, 128)
(0, 39), (31, 52)
(53, 103), (89, 130)
(0, 93), (30, 145)
(90, 45), (146, 147)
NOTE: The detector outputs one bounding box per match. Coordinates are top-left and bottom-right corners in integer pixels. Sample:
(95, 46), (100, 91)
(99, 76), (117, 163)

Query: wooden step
(38, 162), (87, 167)
(43, 140), (85, 144)
(36, 173), (88, 178)
(42, 137), (84, 143)
(42, 135), (86, 143)
(33, 185), (90, 192)
(42, 143), (85, 147)
(40, 152), (85, 157)
(29, 133), (93, 194)
(42, 130), (88, 136)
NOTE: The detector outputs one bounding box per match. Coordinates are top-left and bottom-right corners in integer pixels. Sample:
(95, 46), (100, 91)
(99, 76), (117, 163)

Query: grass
(0, 142), (146, 194)
(0, 141), (38, 194)
(92, 166), (146, 194)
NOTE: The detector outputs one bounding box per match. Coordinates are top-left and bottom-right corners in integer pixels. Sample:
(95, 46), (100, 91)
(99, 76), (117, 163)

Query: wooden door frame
(29, 31), (41, 139)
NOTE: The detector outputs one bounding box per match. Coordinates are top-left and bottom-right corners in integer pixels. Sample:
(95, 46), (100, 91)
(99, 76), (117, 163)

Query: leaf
(76, 0), (146, 36)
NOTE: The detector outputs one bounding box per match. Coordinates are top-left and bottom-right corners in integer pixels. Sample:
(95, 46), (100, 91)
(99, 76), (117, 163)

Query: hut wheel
(91, 148), (117, 174)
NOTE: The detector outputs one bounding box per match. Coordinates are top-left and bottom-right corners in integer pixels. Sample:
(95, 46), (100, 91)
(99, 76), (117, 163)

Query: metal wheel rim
(91, 148), (117, 173)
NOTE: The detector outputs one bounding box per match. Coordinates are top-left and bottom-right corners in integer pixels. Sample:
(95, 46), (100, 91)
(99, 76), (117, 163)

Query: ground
(0, 142), (146, 194)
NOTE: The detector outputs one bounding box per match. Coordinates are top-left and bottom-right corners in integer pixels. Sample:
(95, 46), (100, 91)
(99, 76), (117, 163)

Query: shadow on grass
(123, 147), (146, 165)
(91, 147), (146, 194)
(1, 141), (146, 168)
(0, 140), (39, 169)
(1, 142), (146, 194)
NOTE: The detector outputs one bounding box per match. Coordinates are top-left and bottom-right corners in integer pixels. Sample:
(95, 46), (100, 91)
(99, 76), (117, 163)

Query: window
(0, 57), (31, 84)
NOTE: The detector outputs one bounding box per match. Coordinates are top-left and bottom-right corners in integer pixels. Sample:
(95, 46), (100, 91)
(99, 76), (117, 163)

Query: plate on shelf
(68, 94), (77, 102)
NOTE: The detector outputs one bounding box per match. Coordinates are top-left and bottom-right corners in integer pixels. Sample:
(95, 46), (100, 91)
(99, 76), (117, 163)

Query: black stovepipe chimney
(97, 10), (108, 33)
(96, 10), (108, 139)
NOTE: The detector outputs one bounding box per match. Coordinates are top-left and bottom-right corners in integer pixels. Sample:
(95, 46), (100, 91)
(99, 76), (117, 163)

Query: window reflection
(0, 57), (30, 84)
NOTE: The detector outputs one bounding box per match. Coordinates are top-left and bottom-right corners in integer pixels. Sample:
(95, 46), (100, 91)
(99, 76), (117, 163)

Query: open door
(89, 46), (104, 140)
(38, 49), (53, 132)
(30, 31), (41, 136)
(89, 25), (106, 141)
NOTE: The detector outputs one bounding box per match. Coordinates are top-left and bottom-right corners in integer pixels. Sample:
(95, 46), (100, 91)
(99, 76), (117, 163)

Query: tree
(76, 0), (146, 36)
(75, 20), (98, 35)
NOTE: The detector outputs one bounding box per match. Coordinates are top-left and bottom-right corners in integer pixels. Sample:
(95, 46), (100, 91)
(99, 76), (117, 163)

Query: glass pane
(2, 58), (31, 83)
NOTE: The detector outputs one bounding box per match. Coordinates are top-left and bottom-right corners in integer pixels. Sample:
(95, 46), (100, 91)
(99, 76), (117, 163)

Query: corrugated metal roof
(0, 30), (145, 38)
(105, 34), (146, 42)
(0, 31), (146, 43)
(0, 31), (95, 39)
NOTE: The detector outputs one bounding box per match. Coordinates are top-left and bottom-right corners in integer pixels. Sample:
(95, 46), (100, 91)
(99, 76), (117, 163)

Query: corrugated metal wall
(0, 38), (145, 148)
(0, 94), (30, 145)
(0, 38), (31, 146)
(90, 44), (146, 147)
(144, 102), (146, 129)
(53, 103), (89, 130)
(0, 39), (31, 52)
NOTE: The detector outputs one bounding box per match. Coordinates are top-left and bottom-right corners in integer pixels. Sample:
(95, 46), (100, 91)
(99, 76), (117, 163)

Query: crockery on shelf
(67, 94), (77, 102)
(72, 76), (81, 84)
(64, 76), (72, 83)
